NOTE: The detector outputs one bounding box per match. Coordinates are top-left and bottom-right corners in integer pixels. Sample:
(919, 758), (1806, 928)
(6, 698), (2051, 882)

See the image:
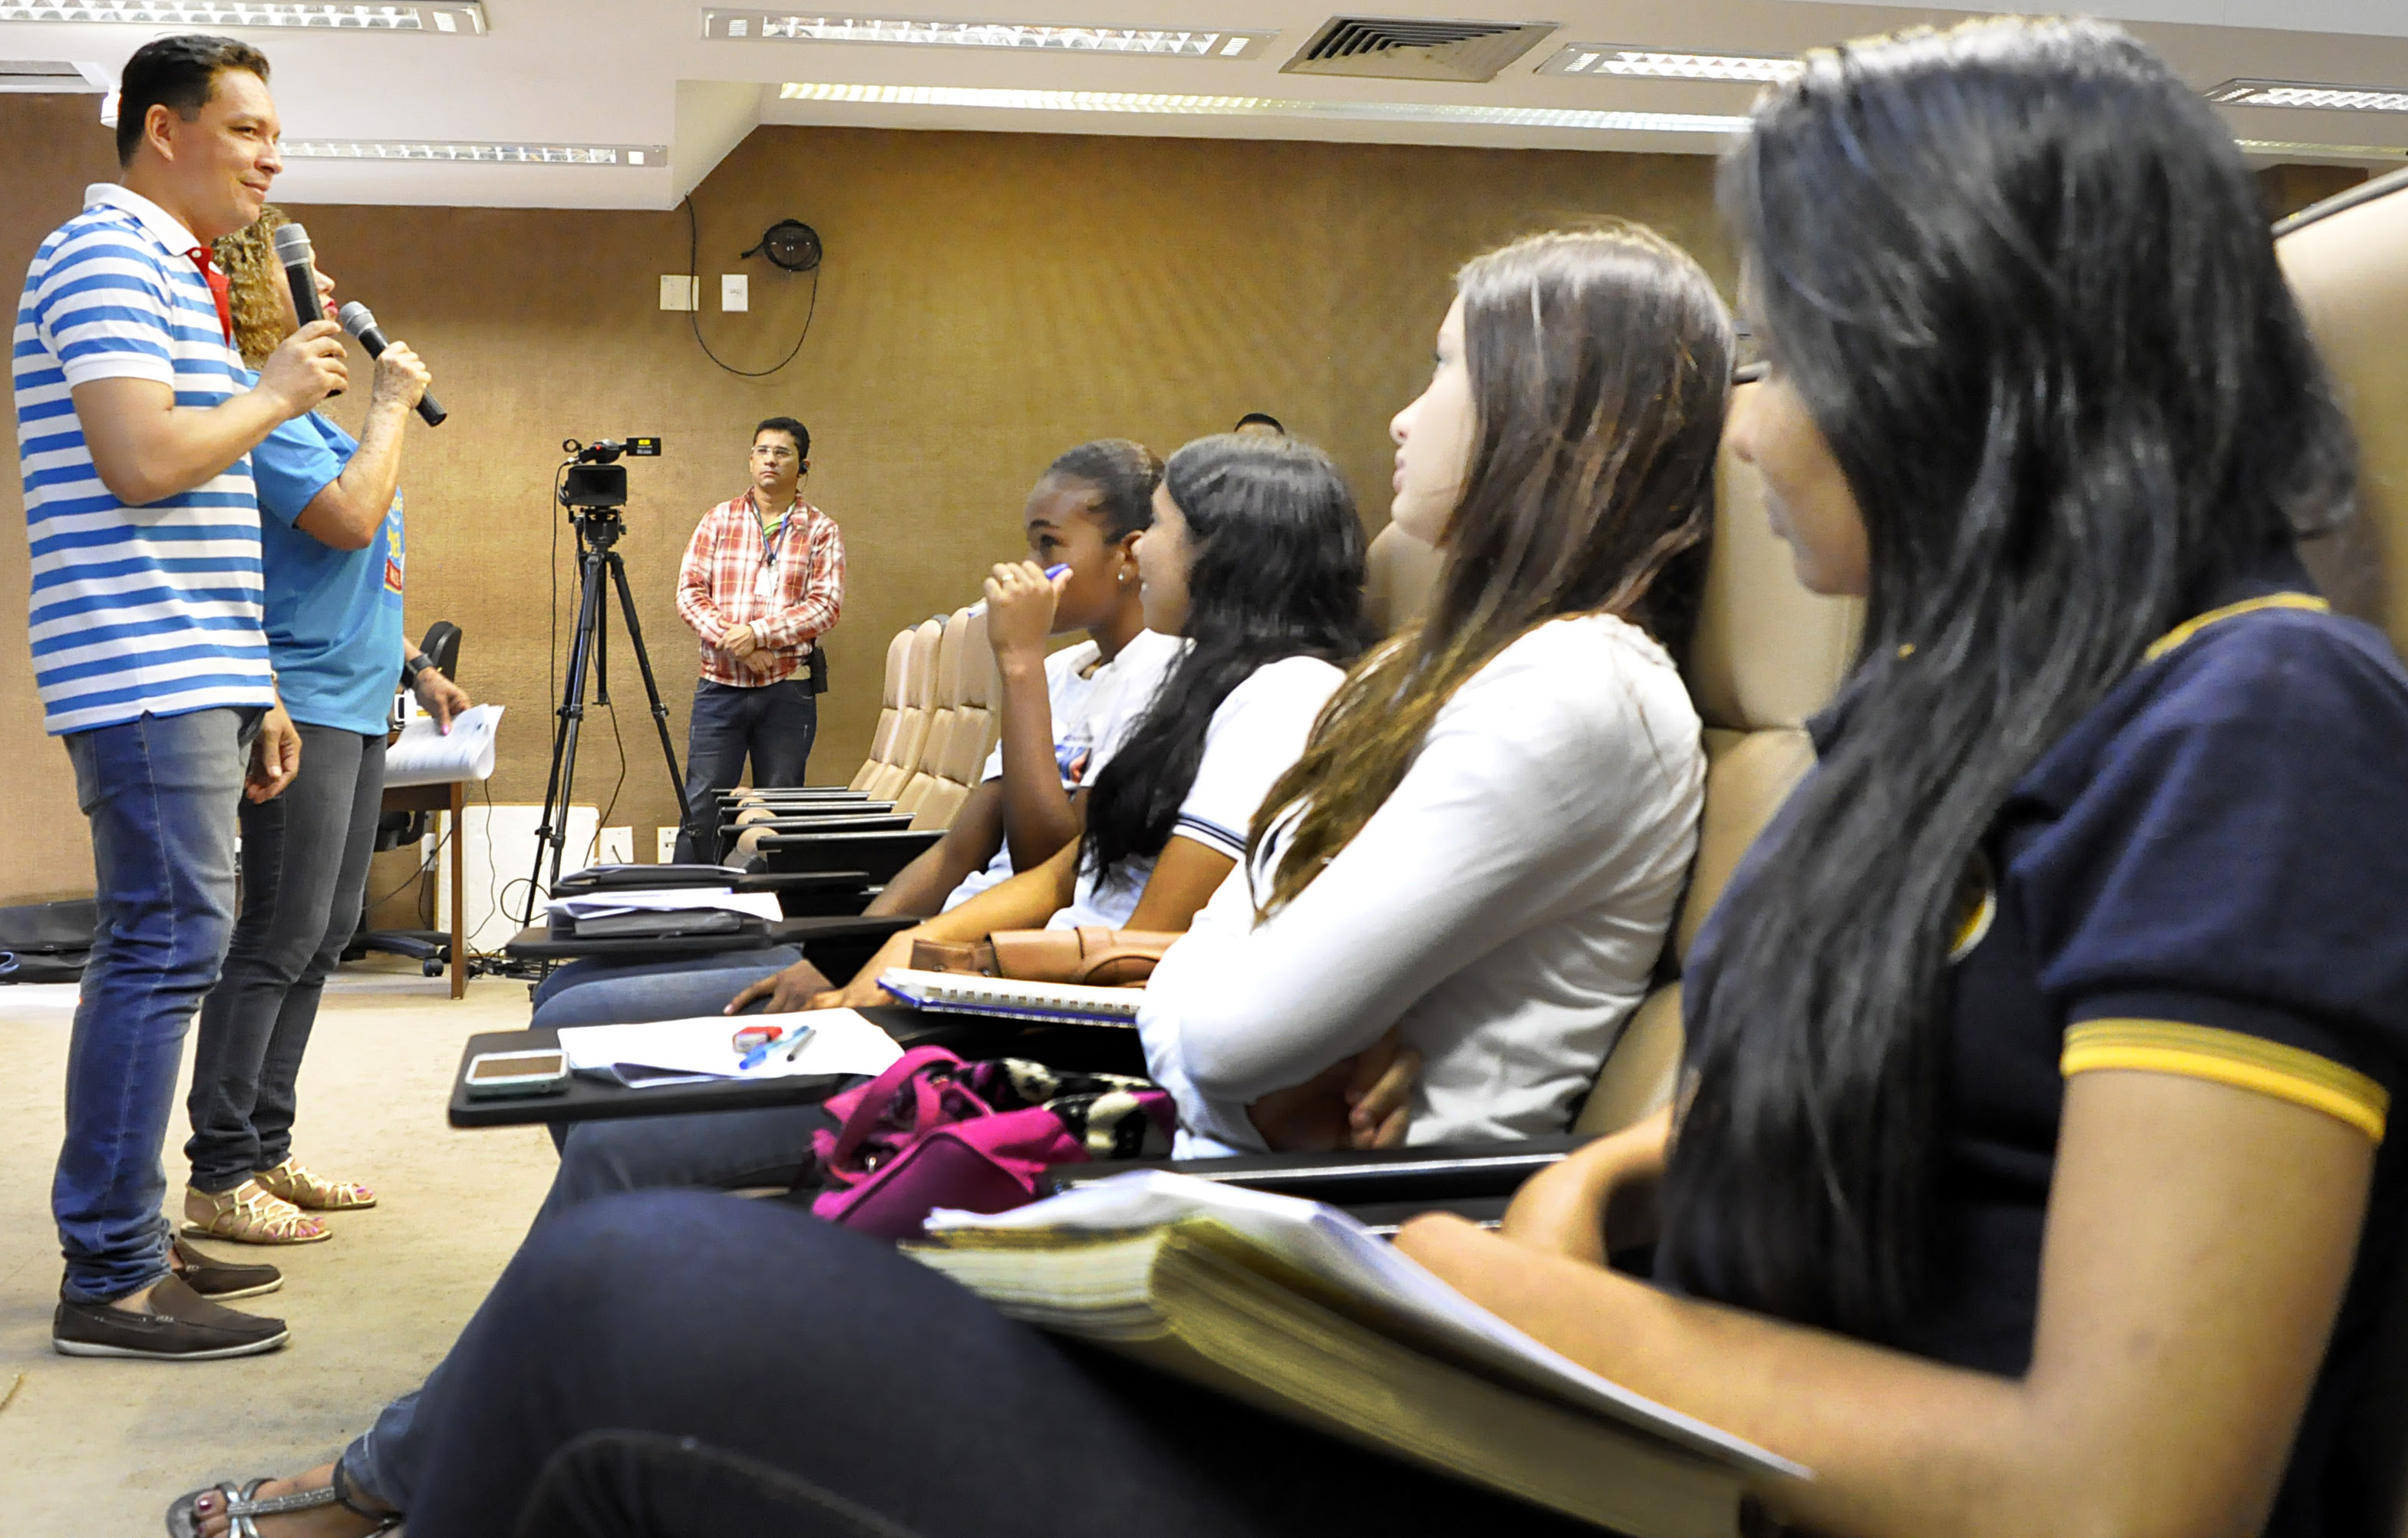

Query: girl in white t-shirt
(1144, 226), (1732, 1157)
(814, 433), (1374, 1005)
(866, 439), (1173, 919)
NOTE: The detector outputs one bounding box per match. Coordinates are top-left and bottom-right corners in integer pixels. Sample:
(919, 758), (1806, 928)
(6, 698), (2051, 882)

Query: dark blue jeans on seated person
(409, 1193), (1595, 1537)
(56, 707), (256, 1302)
(528, 942), (805, 1018)
(673, 676), (818, 864)
(186, 725), (386, 1192)
(341, 948), (837, 1513)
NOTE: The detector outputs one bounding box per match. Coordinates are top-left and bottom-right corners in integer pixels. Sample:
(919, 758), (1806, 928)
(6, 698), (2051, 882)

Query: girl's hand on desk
(724, 955), (836, 1015)
(801, 929), (923, 1012)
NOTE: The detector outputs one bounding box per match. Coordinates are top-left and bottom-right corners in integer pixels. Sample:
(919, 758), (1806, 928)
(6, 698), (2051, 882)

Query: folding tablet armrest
(1041, 1134), (1596, 1209)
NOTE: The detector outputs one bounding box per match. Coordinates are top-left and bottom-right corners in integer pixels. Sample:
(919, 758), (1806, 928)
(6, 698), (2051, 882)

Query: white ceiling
(6, 0), (2406, 209)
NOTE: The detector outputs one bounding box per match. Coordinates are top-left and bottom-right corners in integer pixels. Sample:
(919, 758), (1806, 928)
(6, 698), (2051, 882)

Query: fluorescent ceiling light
(705, 11), (1270, 58)
(1537, 45), (1799, 84)
(2235, 137), (2408, 160)
(2208, 78), (2408, 114)
(0, 2), (483, 29)
(778, 80), (1749, 134)
(282, 139), (663, 165)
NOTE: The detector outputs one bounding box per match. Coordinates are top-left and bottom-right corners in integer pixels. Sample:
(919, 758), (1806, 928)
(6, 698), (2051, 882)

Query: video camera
(559, 436), (662, 510)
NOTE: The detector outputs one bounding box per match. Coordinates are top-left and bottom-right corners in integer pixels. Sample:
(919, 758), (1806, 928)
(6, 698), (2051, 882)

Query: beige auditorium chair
(863, 617), (945, 802)
(846, 625), (920, 792)
(904, 608), (1000, 831)
(893, 607), (971, 820)
(2274, 162), (2408, 1538)
(1364, 522), (1446, 635)
(1577, 394), (1861, 1131)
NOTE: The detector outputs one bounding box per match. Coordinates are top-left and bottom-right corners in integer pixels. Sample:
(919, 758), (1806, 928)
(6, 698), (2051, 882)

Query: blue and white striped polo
(14, 183), (272, 736)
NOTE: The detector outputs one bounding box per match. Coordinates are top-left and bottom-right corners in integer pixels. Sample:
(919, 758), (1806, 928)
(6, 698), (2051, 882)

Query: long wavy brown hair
(213, 205), (292, 366)
(1247, 226), (1733, 916)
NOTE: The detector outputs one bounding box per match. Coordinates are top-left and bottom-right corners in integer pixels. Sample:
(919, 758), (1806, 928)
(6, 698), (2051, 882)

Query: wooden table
(379, 778), (468, 999)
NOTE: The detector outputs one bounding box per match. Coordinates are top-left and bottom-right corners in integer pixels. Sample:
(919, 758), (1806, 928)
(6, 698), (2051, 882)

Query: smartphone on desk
(464, 1048), (570, 1100)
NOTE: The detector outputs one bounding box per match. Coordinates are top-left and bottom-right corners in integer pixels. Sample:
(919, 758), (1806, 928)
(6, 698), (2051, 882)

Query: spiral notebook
(875, 967), (1143, 1026)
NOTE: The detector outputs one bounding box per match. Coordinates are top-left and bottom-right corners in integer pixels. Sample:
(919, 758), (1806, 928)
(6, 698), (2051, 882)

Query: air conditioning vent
(0, 60), (105, 92)
(1282, 16), (1557, 83)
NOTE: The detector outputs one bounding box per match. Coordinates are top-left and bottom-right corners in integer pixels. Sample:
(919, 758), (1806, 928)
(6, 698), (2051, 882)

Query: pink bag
(808, 1048), (1173, 1241)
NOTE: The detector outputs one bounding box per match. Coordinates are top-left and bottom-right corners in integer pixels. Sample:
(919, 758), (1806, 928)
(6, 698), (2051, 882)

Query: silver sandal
(164, 1470), (401, 1536)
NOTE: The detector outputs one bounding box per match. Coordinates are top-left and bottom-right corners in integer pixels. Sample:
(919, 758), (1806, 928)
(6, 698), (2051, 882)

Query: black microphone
(271, 221), (339, 396)
(338, 301), (447, 427)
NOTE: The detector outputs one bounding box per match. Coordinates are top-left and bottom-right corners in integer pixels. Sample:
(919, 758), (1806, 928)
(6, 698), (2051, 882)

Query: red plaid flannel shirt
(676, 493), (846, 687)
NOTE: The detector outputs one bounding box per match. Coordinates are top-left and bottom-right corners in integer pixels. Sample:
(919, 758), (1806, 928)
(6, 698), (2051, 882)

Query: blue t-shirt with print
(251, 398), (404, 734)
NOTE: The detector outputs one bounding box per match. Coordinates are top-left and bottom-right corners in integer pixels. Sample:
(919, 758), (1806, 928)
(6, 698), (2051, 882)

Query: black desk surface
(448, 1005), (1143, 1127)
(500, 913), (913, 962)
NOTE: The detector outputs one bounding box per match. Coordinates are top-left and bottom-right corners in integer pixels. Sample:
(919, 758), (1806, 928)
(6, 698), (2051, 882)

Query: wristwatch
(401, 652), (437, 689)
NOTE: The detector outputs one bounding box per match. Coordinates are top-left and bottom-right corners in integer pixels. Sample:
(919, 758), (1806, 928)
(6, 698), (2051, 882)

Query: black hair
(1080, 434), (1371, 885)
(1044, 437), (1163, 543)
(1232, 412), (1286, 434)
(1658, 18), (2358, 1338)
(754, 417), (810, 460)
(117, 34), (271, 167)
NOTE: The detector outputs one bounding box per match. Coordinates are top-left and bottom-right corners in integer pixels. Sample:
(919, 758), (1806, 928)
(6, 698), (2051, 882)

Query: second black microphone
(338, 301), (447, 427)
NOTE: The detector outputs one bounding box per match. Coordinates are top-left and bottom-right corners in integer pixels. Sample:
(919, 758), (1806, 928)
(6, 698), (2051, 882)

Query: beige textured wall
(2, 94), (1727, 910)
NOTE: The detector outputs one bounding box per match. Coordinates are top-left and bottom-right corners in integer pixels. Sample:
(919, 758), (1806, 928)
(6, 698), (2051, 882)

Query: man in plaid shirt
(672, 415), (846, 862)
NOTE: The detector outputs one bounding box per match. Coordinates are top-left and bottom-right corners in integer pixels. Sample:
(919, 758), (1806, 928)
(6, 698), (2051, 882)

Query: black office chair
(348, 621), (464, 974)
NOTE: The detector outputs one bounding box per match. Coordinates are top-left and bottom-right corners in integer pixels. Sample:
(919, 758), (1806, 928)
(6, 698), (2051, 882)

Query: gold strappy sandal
(254, 1156), (378, 1212)
(182, 1179), (329, 1246)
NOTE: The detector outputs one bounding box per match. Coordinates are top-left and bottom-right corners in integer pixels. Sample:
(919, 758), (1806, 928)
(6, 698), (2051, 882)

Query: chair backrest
(1364, 523), (1445, 636)
(1577, 384), (1861, 1132)
(2274, 163), (2408, 1538)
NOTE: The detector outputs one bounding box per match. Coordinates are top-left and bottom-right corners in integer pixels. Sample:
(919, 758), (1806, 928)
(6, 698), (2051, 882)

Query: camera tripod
(523, 503), (687, 922)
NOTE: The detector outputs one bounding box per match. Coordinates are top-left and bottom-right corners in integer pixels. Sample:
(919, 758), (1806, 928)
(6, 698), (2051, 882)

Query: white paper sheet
(384, 703), (505, 787)
(555, 1008), (905, 1084)
(546, 887), (783, 923)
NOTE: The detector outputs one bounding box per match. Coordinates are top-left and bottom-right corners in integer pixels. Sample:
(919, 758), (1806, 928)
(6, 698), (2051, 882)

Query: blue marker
(967, 563), (1070, 618)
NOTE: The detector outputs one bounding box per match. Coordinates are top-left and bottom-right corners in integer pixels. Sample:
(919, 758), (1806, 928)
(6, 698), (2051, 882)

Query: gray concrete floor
(0, 962), (559, 1534)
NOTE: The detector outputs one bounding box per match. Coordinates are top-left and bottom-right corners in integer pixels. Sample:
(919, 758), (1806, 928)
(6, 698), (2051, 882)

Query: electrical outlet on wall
(597, 826), (633, 865)
(657, 827), (678, 863)
(659, 274), (698, 311)
(721, 273), (748, 312)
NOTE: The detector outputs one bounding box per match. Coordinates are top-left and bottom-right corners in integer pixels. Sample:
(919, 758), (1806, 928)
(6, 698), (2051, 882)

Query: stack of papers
(556, 1008), (905, 1088)
(546, 886), (783, 938)
(384, 703), (504, 787)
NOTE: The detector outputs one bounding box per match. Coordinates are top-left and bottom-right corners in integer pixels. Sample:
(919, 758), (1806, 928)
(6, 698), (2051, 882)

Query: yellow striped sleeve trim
(2063, 1019), (2387, 1142)
(2142, 592), (2329, 662)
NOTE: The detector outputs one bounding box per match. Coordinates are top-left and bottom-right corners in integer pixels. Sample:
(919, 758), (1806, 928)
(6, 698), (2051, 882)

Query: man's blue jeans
(673, 676), (817, 863)
(56, 707), (256, 1302)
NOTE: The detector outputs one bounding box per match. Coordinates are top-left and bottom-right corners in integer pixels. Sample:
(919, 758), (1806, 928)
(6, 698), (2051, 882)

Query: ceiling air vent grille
(1282, 16), (1557, 83)
(0, 60), (105, 92)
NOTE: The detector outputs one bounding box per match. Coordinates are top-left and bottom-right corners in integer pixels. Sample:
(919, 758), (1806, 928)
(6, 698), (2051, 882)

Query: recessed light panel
(706, 12), (1271, 59)
(778, 80), (1748, 135)
(2209, 79), (2408, 114)
(281, 139), (663, 165)
(1536, 44), (1799, 84)
(2235, 137), (2408, 160)
(0, 3), (483, 29)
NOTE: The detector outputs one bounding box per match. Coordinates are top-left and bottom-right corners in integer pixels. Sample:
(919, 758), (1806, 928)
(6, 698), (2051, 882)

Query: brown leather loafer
(53, 1275), (289, 1361)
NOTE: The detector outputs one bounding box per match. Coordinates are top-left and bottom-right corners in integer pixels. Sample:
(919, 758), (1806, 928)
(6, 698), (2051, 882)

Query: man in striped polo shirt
(15, 34), (348, 1361)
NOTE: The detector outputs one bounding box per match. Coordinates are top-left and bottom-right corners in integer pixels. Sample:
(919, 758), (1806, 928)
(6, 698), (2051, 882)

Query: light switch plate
(721, 273), (749, 312)
(658, 274), (698, 311)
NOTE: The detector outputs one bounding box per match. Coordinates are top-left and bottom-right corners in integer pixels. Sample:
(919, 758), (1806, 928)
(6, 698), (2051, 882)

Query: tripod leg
(604, 552), (691, 836)
(527, 544), (610, 922)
